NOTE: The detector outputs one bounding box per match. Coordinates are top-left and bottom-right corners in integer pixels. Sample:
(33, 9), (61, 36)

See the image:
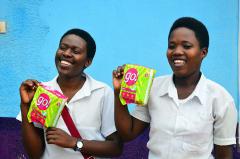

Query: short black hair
(168, 17), (209, 49)
(60, 28), (96, 60)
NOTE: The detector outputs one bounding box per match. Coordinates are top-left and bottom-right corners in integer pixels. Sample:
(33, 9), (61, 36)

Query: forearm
(215, 153), (232, 159)
(114, 93), (137, 141)
(114, 93), (149, 142)
(80, 138), (122, 157)
(21, 104), (45, 159)
(214, 145), (233, 159)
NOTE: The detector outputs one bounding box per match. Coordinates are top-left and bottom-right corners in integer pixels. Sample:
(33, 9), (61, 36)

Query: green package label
(119, 64), (156, 106)
(27, 84), (68, 128)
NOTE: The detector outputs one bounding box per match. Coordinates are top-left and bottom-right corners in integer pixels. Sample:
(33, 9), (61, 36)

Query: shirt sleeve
(131, 105), (151, 123)
(16, 111), (43, 129)
(213, 100), (237, 145)
(16, 112), (22, 121)
(100, 86), (116, 137)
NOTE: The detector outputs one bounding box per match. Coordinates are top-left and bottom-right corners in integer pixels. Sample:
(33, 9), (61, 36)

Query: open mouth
(60, 60), (72, 67)
(173, 59), (186, 67)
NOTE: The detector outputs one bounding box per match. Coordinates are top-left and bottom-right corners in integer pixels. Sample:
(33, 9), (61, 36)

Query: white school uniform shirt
(132, 74), (237, 159)
(17, 74), (116, 159)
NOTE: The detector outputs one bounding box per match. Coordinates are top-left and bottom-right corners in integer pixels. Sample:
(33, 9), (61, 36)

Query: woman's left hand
(46, 127), (77, 148)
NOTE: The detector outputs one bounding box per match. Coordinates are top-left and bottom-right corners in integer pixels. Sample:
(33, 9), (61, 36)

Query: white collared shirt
(132, 74), (237, 159)
(17, 74), (115, 159)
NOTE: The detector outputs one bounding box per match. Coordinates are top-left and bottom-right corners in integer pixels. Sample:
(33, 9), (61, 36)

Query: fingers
(21, 79), (39, 90)
(46, 134), (57, 144)
(20, 79), (40, 105)
(113, 70), (118, 78)
(46, 127), (58, 133)
(46, 128), (67, 139)
(46, 128), (60, 144)
(113, 65), (125, 78)
(26, 79), (39, 86)
(45, 128), (75, 148)
(31, 79), (40, 89)
(117, 66), (124, 75)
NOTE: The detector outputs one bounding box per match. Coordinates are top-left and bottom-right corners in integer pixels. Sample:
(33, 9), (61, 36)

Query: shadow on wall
(0, 117), (239, 159)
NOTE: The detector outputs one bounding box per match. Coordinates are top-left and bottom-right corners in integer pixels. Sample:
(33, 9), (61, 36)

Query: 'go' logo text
(125, 68), (138, 86)
(37, 93), (50, 110)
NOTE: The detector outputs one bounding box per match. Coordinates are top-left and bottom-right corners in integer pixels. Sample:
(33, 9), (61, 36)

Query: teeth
(173, 60), (185, 66)
(61, 60), (71, 66)
(174, 60), (184, 64)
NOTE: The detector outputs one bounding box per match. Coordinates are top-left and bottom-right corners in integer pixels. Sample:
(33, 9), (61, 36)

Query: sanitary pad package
(27, 84), (68, 127)
(120, 64), (156, 106)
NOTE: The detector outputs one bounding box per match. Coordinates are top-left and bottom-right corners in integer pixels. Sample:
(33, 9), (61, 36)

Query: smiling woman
(112, 17), (238, 159)
(167, 27), (206, 88)
(16, 28), (122, 159)
(56, 34), (90, 81)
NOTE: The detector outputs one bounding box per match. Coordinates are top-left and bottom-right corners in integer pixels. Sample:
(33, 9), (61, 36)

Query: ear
(84, 59), (92, 68)
(201, 47), (208, 59)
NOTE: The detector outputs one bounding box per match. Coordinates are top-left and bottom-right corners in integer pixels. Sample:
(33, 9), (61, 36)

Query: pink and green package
(120, 64), (156, 106)
(27, 84), (68, 127)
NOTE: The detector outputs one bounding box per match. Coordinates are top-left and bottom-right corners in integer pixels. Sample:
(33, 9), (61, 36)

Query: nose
(172, 46), (184, 56)
(62, 48), (72, 57)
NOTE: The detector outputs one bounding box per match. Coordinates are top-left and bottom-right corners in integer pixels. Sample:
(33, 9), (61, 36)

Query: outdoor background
(0, 0), (239, 117)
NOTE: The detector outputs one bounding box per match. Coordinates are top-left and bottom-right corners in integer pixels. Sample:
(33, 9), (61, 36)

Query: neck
(57, 73), (86, 91)
(174, 71), (201, 88)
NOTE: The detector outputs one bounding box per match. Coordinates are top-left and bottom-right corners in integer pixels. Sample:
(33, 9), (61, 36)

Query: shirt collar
(191, 73), (207, 105)
(157, 73), (207, 105)
(47, 74), (105, 103)
(157, 75), (176, 98)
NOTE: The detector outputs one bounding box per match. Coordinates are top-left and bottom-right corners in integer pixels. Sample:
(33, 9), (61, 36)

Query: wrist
(20, 102), (30, 108)
(73, 138), (84, 152)
(20, 103), (29, 114)
(114, 89), (120, 96)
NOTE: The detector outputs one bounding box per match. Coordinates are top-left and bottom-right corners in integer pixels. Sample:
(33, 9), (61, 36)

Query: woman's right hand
(19, 79), (39, 106)
(112, 65), (125, 94)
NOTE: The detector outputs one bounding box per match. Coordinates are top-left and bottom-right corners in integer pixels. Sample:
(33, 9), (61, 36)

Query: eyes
(168, 42), (193, 50)
(59, 44), (82, 54)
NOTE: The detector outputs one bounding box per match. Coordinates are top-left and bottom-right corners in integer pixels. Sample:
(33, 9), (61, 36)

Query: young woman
(113, 17), (237, 159)
(18, 29), (122, 159)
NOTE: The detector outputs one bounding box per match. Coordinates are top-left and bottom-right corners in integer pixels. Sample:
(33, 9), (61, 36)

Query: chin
(173, 70), (188, 78)
(57, 68), (70, 76)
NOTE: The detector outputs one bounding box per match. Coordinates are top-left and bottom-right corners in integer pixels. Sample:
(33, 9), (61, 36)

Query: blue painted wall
(0, 0), (238, 117)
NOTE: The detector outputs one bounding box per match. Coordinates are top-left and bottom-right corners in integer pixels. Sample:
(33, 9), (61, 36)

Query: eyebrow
(60, 42), (84, 49)
(181, 40), (192, 44)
